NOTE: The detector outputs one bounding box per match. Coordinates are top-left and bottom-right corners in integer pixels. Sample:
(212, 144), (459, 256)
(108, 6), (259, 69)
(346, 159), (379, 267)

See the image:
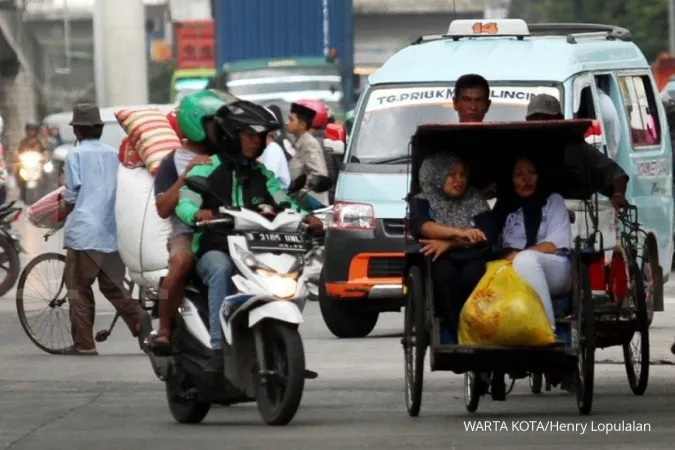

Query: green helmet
(176, 89), (235, 142)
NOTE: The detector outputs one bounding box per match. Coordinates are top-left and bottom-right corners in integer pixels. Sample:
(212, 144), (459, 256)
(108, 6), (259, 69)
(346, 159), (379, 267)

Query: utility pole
(93, 0), (107, 106)
(669, 0), (675, 54)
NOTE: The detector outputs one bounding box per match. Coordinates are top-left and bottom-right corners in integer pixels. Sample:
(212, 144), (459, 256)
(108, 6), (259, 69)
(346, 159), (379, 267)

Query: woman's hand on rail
(419, 239), (452, 261)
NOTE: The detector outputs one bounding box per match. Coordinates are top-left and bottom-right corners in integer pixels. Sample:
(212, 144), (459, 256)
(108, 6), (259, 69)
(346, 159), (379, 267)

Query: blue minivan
(320, 19), (674, 338)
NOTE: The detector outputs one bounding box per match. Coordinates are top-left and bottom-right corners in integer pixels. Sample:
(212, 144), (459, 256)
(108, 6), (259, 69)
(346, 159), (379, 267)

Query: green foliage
(509, 0), (669, 61)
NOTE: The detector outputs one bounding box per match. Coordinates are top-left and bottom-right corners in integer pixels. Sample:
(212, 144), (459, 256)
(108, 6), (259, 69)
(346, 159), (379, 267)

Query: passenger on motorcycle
(147, 91), (221, 354)
(286, 102), (330, 208)
(259, 105), (292, 188)
(294, 99), (340, 204)
(175, 99), (323, 373)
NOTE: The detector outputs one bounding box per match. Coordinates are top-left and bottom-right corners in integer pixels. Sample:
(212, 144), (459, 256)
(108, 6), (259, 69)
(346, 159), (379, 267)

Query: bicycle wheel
(16, 252), (72, 354)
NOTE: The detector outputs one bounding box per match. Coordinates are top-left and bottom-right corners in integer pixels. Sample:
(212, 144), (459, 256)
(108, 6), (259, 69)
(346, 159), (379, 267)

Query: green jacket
(175, 154), (307, 256)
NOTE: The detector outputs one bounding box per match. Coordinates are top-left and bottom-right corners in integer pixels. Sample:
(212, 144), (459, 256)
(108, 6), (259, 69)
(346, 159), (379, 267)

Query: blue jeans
(196, 250), (234, 350)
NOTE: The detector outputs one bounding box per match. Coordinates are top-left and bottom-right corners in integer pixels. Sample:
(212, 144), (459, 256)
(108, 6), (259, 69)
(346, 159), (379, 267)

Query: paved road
(1, 215), (675, 449)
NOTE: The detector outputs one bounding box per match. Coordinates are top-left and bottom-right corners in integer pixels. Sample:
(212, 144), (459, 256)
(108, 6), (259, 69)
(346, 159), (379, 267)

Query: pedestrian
(61, 103), (143, 355)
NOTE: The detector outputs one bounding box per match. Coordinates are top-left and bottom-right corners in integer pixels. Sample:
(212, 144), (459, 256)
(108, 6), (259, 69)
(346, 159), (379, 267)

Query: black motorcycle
(0, 201), (23, 296)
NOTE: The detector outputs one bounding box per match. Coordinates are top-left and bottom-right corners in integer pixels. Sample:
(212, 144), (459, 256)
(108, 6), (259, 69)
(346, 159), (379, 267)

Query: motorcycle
(18, 151), (53, 204)
(0, 200), (24, 296)
(144, 173), (332, 426)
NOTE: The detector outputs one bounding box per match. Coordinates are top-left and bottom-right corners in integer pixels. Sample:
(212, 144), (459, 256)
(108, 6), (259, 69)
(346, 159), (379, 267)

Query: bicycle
(15, 224), (159, 354)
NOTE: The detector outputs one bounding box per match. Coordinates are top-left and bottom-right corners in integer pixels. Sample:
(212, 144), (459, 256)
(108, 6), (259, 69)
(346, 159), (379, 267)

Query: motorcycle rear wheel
(256, 322), (305, 426)
(165, 373), (211, 424)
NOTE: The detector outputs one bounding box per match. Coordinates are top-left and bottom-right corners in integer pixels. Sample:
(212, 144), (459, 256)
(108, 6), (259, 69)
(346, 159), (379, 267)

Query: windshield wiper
(369, 155), (412, 165)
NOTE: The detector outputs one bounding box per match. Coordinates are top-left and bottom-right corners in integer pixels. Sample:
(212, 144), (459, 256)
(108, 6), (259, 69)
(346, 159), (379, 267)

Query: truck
(652, 52), (675, 96)
(210, 0), (355, 118)
(170, 20), (217, 102)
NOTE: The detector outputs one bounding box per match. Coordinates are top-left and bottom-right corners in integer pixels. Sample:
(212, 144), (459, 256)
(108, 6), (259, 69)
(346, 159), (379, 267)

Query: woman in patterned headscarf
(408, 152), (493, 344)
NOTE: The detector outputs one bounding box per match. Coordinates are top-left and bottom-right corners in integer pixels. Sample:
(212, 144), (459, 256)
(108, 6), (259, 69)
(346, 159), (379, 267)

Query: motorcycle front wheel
(256, 322), (305, 426)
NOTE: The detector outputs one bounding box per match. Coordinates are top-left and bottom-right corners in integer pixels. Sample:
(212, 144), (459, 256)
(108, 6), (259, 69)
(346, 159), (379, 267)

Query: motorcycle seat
(185, 270), (208, 295)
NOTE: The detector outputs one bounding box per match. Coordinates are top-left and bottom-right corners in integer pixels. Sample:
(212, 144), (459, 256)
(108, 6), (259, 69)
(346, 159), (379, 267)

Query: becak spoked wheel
(529, 373), (543, 394)
(641, 233), (661, 326)
(623, 258), (650, 396)
(403, 266), (428, 417)
(572, 248), (595, 416)
(464, 372), (480, 413)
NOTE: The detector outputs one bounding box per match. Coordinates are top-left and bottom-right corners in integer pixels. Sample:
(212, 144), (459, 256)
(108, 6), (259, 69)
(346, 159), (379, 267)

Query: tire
(165, 381), (211, 424)
(464, 372), (480, 413)
(641, 234), (661, 327)
(16, 252), (71, 354)
(623, 261), (650, 396)
(0, 235), (21, 297)
(404, 266), (427, 417)
(256, 322), (305, 426)
(25, 187), (38, 206)
(529, 373), (543, 395)
(573, 255), (595, 416)
(318, 269), (379, 338)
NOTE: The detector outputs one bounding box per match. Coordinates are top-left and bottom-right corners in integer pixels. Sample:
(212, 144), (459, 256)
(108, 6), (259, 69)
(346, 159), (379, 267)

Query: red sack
(119, 137), (144, 168)
(26, 187), (67, 229)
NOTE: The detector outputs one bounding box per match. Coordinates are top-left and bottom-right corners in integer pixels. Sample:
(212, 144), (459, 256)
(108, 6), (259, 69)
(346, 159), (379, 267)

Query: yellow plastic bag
(458, 260), (556, 347)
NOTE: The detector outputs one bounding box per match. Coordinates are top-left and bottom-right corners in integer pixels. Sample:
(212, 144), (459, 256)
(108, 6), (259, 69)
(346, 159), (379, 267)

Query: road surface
(1, 213), (675, 449)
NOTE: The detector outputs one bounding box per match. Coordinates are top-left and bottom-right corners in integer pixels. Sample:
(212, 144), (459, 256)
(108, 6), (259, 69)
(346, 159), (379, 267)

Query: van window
(352, 84), (562, 163)
(617, 75), (661, 147)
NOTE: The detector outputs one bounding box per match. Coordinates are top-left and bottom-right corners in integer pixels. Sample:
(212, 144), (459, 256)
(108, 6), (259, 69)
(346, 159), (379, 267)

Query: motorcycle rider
(14, 121), (49, 201)
(258, 105), (291, 188)
(286, 102), (330, 208)
(175, 98), (323, 373)
(146, 95), (216, 355)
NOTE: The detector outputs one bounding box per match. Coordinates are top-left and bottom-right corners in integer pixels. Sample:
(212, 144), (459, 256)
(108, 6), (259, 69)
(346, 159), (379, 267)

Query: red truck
(652, 52), (675, 93)
(171, 20), (216, 102)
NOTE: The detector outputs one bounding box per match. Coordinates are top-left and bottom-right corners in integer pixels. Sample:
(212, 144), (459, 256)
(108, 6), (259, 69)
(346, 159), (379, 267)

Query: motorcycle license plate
(244, 231), (306, 252)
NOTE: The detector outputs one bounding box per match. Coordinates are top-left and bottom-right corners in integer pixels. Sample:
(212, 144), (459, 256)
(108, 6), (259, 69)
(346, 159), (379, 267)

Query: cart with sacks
(16, 105), (185, 353)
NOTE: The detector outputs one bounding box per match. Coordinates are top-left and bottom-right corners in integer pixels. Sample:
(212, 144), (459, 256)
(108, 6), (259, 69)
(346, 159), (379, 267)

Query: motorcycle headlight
(256, 269), (298, 299)
(43, 161), (54, 173)
(19, 152), (41, 169)
(234, 244), (300, 299)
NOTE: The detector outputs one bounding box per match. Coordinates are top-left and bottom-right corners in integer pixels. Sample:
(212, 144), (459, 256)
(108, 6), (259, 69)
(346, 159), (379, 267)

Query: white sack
(116, 166), (170, 287)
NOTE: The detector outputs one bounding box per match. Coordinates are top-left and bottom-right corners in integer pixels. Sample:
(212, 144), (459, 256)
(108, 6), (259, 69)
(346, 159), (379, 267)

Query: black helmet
(214, 100), (280, 157)
(216, 100), (279, 139)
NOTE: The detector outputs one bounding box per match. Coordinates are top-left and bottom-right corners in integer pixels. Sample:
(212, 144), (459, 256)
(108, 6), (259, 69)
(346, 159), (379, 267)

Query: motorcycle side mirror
(288, 174), (307, 194)
(308, 175), (332, 193)
(184, 176), (211, 195)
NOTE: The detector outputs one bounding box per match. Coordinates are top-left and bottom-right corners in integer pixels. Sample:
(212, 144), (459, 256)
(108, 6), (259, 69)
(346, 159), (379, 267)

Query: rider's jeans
(196, 250), (233, 350)
(512, 250), (571, 330)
